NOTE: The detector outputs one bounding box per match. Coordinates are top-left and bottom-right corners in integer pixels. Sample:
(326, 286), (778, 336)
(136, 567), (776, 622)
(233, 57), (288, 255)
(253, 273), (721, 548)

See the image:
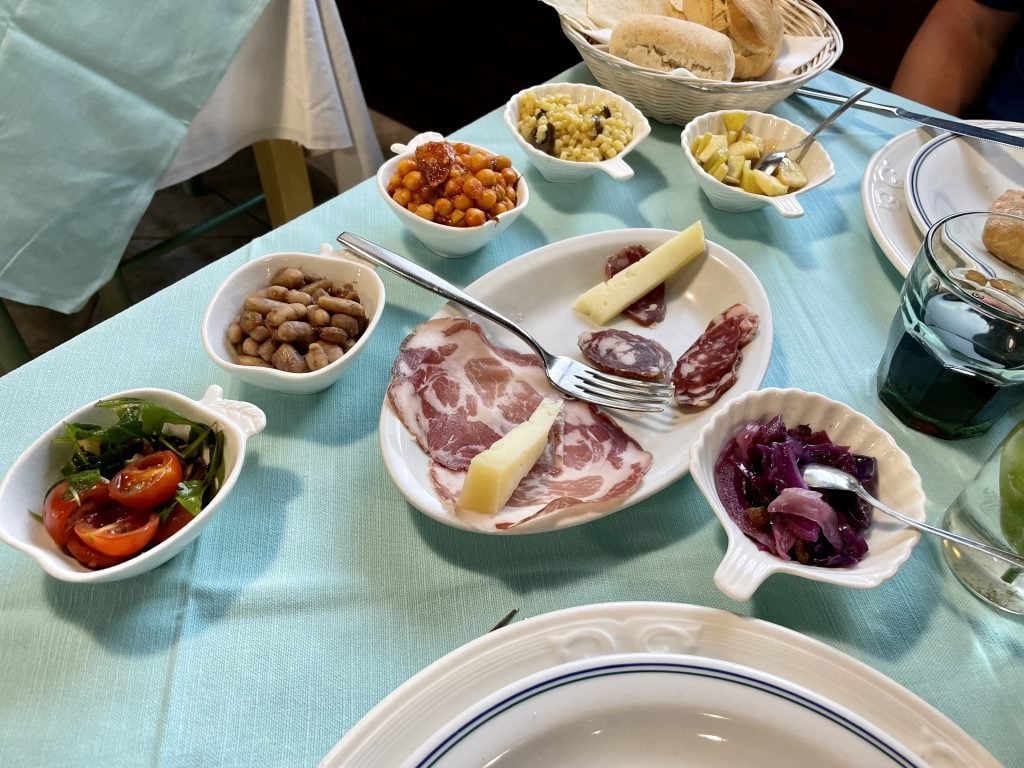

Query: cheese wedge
(458, 398), (563, 515)
(573, 221), (706, 325)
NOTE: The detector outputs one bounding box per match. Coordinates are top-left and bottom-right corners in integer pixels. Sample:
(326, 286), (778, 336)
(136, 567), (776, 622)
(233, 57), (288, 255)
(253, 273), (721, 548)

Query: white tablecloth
(160, 0), (383, 191)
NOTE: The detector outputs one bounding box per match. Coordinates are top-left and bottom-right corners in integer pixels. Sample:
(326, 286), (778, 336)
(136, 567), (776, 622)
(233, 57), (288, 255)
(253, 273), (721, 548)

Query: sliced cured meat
(605, 244), (666, 326)
(672, 303), (759, 408)
(389, 316), (653, 529)
(577, 329), (672, 381)
(415, 140), (457, 187)
(388, 317), (548, 471)
(430, 399), (651, 530)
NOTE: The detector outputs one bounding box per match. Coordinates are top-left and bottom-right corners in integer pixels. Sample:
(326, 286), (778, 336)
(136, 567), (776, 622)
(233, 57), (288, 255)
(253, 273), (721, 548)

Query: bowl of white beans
(503, 82), (651, 183)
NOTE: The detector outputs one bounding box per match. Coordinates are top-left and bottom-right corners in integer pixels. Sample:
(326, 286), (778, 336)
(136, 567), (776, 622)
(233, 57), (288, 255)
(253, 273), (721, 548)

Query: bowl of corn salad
(503, 82), (650, 183)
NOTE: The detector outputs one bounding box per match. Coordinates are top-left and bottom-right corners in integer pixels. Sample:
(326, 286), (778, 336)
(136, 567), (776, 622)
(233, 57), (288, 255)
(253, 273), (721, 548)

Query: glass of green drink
(876, 211), (1024, 439)
(942, 420), (1024, 614)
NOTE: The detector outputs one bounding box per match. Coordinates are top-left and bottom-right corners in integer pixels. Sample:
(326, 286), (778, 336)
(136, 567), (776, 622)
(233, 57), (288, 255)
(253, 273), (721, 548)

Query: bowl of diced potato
(681, 110), (835, 218)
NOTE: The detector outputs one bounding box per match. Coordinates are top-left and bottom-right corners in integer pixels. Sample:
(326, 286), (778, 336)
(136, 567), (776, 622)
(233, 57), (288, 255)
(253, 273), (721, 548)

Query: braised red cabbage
(714, 414), (876, 567)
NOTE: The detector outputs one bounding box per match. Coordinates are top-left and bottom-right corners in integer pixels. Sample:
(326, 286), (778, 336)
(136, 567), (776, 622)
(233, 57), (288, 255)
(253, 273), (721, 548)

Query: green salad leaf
(52, 397), (226, 517)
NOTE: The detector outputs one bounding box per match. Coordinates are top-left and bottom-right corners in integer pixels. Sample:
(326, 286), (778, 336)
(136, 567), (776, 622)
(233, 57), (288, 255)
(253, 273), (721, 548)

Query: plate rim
(860, 128), (927, 277)
(408, 652), (925, 768)
(376, 227), (773, 535)
(317, 601), (997, 768)
(904, 120), (1024, 233)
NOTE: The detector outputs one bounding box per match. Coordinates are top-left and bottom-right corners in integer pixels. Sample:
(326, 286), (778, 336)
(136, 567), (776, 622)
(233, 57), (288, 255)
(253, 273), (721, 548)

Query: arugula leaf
(175, 480), (205, 516)
(50, 398), (226, 517)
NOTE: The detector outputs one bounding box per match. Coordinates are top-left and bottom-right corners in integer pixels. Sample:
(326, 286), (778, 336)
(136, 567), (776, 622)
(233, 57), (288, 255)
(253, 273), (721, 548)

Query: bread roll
(983, 189), (1024, 270)
(610, 14), (736, 81)
(676, 0), (783, 79)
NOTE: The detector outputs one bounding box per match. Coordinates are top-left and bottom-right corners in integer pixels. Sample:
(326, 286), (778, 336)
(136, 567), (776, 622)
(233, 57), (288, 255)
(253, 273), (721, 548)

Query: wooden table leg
(252, 139), (315, 228)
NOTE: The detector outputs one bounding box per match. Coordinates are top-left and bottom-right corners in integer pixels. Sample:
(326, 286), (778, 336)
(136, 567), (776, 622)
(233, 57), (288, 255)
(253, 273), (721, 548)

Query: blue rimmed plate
(406, 653), (926, 767)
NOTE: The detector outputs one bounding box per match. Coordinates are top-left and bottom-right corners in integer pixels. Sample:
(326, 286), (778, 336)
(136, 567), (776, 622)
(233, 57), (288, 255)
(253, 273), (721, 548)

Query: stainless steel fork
(337, 232), (674, 412)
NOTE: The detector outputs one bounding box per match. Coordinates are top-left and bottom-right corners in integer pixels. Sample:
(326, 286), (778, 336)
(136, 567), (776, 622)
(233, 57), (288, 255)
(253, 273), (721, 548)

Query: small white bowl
(681, 110), (835, 218)
(0, 385), (265, 583)
(503, 82), (651, 183)
(202, 247), (385, 394)
(376, 132), (529, 258)
(689, 388), (925, 601)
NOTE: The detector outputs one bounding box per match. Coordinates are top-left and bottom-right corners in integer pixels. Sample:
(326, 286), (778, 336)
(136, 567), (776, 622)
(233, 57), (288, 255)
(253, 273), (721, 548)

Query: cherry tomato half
(66, 534), (129, 570)
(153, 504), (195, 546)
(74, 509), (160, 557)
(42, 480), (110, 546)
(109, 451), (183, 510)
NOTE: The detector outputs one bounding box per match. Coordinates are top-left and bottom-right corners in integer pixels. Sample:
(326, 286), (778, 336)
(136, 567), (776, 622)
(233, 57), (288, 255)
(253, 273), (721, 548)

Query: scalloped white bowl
(689, 388), (925, 600)
(502, 82), (651, 183)
(681, 110), (835, 219)
(0, 385), (265, 583)
(202, 247), (385, 394)
(376, 132), (529, 258)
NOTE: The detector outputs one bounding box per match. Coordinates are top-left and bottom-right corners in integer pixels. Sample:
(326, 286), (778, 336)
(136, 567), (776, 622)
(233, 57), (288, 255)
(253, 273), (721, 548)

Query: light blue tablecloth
(0, 0), (271, 313)
(0, 65), (1020, 766)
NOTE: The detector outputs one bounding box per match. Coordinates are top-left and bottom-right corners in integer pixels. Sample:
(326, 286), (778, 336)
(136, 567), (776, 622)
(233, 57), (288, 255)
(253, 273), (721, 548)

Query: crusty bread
(676, 0), (783, 79)
(983, 189), (1024, 270)
(610, 13), (736, 81)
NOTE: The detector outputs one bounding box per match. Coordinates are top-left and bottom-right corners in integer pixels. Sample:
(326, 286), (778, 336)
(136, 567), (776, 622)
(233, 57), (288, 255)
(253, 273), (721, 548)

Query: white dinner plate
(905, 121), (1024, 234)
(405, 653), (925, 767)
(377, 228), (773, 534)
(317, 601), (998, 768)
(861, 127), (930, 276)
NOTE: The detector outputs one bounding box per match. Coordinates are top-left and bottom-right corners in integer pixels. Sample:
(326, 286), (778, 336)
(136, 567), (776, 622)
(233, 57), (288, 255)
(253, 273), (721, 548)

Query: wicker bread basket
(560, 0), (843, 125)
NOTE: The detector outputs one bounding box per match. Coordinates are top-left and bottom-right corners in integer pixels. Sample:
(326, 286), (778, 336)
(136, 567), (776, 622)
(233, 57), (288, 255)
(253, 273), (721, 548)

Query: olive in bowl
(0, 385), (265, 583)
(202, 247), (385, 394)
(375, 131), (529, 258)
(689, 387), (925, 600)
(681, 110), (835, 219)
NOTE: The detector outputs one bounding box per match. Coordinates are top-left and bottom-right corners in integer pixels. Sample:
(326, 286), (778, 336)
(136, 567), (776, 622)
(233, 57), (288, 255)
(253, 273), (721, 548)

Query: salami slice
(605, 244), (666, 326)
(672, 304), (759, 408)
(578, 329), (673, 381)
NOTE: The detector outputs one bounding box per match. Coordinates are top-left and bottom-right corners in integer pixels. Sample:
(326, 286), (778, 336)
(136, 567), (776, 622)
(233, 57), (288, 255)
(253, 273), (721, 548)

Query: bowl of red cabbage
(689, 388), (925, 600)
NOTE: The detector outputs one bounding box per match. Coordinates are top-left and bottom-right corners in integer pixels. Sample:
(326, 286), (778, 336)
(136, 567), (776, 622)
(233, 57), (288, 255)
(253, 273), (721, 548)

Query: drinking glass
(876, 211), (1024, 439)
(943, 419), (1024, 615)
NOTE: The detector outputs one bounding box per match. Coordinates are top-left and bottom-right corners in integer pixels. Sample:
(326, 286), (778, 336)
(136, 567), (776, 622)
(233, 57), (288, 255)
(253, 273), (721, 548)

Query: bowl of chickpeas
(376, 132), (529, 258)
(503, 82), (651, 183)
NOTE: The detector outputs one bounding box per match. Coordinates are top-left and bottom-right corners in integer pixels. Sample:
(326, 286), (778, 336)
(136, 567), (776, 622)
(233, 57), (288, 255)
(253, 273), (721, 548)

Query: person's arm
(891, 0), (1018, 115)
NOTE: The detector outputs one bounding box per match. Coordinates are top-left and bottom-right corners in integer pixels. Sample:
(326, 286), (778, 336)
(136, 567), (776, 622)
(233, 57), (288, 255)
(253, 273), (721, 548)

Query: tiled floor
(1, 109), (416, 374)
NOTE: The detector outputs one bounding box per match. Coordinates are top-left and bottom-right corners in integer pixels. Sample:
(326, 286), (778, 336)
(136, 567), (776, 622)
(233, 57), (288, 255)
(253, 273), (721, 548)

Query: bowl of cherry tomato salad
(375, 131), (529, 258)
(0, 385), (265, 583)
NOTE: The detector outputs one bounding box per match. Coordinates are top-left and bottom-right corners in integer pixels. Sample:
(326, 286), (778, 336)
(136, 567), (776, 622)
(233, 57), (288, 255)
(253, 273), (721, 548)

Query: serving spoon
(754, 87), (872, 177)
(801, 463), (1024, 569)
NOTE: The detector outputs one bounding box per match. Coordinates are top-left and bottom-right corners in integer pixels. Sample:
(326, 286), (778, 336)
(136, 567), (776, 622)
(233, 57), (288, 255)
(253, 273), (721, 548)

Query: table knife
(795, 86), (1024, 150)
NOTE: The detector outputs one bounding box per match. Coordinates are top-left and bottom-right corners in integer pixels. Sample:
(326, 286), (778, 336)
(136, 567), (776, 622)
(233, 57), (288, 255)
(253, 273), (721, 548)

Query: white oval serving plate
(377, 227), (773, 534)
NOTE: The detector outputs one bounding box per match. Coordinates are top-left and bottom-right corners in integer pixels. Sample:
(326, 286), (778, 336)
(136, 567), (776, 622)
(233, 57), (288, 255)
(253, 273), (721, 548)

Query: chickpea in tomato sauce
(386, 141), (520, 228)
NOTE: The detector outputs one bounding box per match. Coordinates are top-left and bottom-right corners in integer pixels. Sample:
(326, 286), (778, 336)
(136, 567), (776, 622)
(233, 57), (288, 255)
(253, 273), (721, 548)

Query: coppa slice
(389, 317), (653, 529)
(573, 221), (706, 325)
(672, 303), (759, 408)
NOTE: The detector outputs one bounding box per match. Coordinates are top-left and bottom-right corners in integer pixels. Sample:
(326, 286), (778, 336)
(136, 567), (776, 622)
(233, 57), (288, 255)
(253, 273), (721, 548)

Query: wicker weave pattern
(560, 0), (843, 125)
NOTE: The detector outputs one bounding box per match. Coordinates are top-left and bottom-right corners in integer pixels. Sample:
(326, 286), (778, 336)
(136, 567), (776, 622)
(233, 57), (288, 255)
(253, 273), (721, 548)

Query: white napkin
(581, 29), (829, 81)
